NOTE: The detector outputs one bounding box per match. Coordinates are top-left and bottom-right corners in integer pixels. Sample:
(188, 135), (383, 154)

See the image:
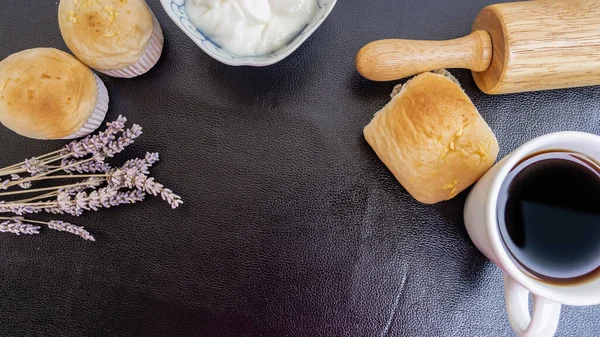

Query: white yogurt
(185, 0), (318, 57)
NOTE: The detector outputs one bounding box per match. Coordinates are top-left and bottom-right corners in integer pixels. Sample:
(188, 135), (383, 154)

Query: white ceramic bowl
(160, 0), (337, 66)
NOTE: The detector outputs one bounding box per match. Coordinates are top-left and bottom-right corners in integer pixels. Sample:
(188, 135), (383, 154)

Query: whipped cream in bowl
(160, 0), (337, 66)
(185, 0), (318, 57)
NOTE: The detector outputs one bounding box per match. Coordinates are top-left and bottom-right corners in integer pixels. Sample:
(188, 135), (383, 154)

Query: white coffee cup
(464, 131), (600, 337)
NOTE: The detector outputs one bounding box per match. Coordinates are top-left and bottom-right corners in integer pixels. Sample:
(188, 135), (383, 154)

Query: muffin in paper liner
(61, 73), (109, 139)
(100, 13), (164, 78)
(58, 0), (164, 79)
(0, 48), (107, 140)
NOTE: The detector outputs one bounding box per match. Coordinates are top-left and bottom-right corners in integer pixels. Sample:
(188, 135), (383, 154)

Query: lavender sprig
(64, 115), (127, 158)
(145, 152), (160, 165)
(22, 158), (48, 176)
(104, 124), (143, 158)
(0, 202), (37, 215)
(118, 189), (146, 204)
(0, 216), (94, 241)
(109, 164), (183, 209)
(122, 152), (159, 175)
(0, 218), (40, 235)
(11, 174), (32, 189)
(60, 177), (104, 195)
(55, 186), (147, 216)
(61, 159), (111, 174)
(47, 220), (95, 241)
(0, 115), (182, 241)
(0, 117), (129, 185)
(160, 188), (183, 209)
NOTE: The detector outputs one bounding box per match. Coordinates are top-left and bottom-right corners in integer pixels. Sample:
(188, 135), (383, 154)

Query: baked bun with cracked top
(364, 70), (499, 204)
(58, 0), (163, 78)
(0, 48), (108, 140)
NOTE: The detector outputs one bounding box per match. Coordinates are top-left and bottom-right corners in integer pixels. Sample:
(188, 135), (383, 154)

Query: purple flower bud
(0, 219), (40, 235)
(0, 115), (183, 241)
(22, 158), (48, 176)
(47, 220), (95, 241)
(62, 159), (111, 174)
(10, 174), (32, 189)
(160, 188), (184, 209)
(145, 152), (159, 165)
(103, 124), (143, 158)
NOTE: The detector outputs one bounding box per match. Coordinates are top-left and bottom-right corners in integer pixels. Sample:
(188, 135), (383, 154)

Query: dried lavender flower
(108, 163), (183, 209)
(47, 220), (95, 241)
(60, 177), (104, 195)
(0, 219), (40, 235)
(123, 159), (149, 174)
(145, 152), (159, 165)
(57, 192), (82, 216)
(104, 124), (143, 158)
(61, 159), (111, 174)
(0, 202), (37, 215)
(43, 207), (64, 215)
(10, 174), (32, 189)
(122, 152), (159, 175)
(63, 115), (128, 158)
(55, 186), (146, 216)
(135, 175), (182, 208)
(18, 181), (32, 189)
(64, 141), (89, 158)
(22, 158), (48, 176)
(0, 115), (182, 241)
(160, 188), (184, 209)
(117, 189), (146, 204)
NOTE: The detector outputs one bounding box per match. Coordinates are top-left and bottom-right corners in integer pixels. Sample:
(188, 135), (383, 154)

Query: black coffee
(497, 151), (600, 283)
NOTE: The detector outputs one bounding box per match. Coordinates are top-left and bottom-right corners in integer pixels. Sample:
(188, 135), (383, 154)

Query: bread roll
(364, 70), (499, 204)
(0, 48), (105, 139)
(58, 0), (163, 77)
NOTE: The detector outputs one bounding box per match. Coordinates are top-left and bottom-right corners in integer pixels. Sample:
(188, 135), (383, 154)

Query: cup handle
(504, 273), (561, 337)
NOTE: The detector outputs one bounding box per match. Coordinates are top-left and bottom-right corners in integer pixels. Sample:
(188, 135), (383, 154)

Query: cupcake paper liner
(62, 73), (109, 139)
(100, 13), (164, 78)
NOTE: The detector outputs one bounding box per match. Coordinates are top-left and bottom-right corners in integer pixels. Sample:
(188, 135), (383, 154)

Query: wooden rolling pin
(356, 0), (600, 94)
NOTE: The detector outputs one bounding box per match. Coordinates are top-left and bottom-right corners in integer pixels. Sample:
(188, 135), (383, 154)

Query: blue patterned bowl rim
(160, 0), (337, 66)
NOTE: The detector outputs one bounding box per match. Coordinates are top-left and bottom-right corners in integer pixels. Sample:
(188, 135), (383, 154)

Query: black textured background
(1, 1), (599, 336)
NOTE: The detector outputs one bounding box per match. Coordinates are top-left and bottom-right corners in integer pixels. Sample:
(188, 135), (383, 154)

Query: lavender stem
(0, 182), (93, 197)
(0, 153), (68, 177)
(6, 218), (45, 225)
(16, 191), (58, 203)
(9, 157), (96, 183)
(0, 202), (55, 207)
(3, 173), (107, 189)
(0, 150), (63, 173)
(0, 217), (40, 235)
(0, 217), (95, 241)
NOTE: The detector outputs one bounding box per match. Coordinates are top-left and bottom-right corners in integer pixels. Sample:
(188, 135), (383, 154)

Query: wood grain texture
(357, 0), (600, 94)
(356, 31), (492, 82)
(472, 0), (600, 94)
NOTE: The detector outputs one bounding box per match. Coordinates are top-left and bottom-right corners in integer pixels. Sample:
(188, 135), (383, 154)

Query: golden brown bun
(0, 48), (98, 139)
(364, 71), (499, 204)
(58, 0), (154, 71)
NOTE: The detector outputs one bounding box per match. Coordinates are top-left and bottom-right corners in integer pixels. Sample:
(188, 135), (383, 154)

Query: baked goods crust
(364, 71), (499, 204)
(58, 0), (154, 70)
(0, 48), (97, 139)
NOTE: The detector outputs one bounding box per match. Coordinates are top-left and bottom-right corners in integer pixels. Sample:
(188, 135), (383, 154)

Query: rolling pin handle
(356, 30), (493, 82)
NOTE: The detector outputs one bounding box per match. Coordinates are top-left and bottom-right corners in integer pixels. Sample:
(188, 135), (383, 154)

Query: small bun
(364, 71), (499, 204)
(0, 48), (99, 139)
(58, 0), (155, 72)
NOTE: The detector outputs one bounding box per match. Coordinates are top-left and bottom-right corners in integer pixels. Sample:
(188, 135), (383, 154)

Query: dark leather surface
(1, 1), (599, 336)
